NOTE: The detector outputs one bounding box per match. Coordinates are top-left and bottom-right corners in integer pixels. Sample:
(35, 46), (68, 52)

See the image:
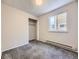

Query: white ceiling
(2, 0), (75, 16)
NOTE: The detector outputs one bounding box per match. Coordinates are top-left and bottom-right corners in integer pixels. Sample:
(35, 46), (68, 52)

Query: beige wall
(1, 3), (37, 52)
(2, 1), (78, 52)
(38, 2), (78, 50)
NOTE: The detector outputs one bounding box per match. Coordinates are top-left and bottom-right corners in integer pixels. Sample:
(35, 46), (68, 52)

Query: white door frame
(28, 18), (39, 41)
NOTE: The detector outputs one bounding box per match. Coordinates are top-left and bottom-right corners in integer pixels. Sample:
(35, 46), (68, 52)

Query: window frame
(48, 12), (68, 33)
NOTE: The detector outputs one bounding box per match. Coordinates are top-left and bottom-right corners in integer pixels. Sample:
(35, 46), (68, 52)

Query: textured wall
(39, 2), (78, 50)
(1, 3), (37, 52)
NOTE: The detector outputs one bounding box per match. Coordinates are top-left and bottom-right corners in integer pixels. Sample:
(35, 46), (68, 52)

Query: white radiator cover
(39, 39), (77, 52)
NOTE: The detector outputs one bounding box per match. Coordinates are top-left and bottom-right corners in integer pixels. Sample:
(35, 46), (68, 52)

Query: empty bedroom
(1, 0), (78, 59)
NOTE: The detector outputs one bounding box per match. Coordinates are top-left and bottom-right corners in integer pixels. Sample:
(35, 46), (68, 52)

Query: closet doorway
(29, 18), (37, 41)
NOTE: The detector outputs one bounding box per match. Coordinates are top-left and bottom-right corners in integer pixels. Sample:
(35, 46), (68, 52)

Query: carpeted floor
(2, 40), (78, 59)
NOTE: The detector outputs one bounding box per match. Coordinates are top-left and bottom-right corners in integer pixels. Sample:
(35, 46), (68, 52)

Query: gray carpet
(2, 40), (78, 59)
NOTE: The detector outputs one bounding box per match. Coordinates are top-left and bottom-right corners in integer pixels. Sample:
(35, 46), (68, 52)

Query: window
(49, 12), (67, 32)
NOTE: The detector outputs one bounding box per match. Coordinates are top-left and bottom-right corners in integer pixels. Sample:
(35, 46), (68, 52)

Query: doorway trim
(28, 18), (39, 41)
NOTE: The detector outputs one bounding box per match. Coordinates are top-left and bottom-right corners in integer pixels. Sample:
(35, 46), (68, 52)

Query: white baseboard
(2, 42), (29, 52)
(39, 39), (77, 53)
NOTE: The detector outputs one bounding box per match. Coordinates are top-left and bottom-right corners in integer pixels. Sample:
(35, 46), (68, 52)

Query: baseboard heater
(39, 40), (77, 53)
